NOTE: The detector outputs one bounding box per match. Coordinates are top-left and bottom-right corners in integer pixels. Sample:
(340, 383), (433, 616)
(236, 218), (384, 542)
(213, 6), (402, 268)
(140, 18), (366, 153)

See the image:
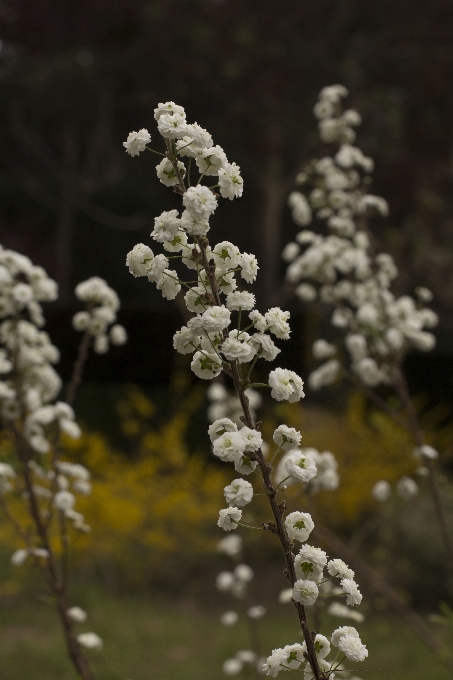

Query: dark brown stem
(392, 365), (453, 571)
(66, 330), (91, 406)
(14, 429), (96, 680)
(314, 521), (453, 673)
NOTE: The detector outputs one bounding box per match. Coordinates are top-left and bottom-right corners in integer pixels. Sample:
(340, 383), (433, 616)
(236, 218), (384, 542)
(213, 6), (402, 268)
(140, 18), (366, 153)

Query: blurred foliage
(1, 382), (452, 596)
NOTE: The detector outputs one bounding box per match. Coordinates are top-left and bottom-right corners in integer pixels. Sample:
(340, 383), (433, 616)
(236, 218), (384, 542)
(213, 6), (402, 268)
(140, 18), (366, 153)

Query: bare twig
(392, 364), (453, 571)
(13, 427), (96, 680)
(66, 330), (92, 407)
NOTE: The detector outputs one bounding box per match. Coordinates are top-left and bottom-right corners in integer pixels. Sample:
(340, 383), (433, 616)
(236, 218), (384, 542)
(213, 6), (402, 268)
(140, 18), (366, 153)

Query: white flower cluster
(284, 87), (438, 391)
(125, 103), (302, 397)
(0, 245), (58, 326)
(372, 475), (420, 503)
(264, 625), (367, 677)
(0, 248), (83, 456)
(275, 445), (339, 491)
(125, 103), (366, 680)
(72, 277), (127, 354)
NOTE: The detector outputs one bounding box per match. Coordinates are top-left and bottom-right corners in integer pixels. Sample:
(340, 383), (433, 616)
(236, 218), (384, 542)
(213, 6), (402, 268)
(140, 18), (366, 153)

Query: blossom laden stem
(13, 428), (96, 680)
(191, 236), (324, 680)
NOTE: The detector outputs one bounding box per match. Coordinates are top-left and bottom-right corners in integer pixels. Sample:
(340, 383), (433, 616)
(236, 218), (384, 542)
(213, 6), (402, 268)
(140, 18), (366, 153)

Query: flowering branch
(282, 84), (453, 571)
(124, 102), (369, 680)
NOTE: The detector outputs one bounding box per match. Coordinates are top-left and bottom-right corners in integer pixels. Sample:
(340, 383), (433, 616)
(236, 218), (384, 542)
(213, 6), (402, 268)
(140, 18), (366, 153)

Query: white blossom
(273, 425), (301, 451)
(292, 579), (318, 606)
(295, 284), (317, 302)
(397, 476), (418, 500)
(156, 270), (181, 300)
(67, 606), (87, 623)
(295, 545), (327, 582)
(331, 626), (360, 647)
(77, 632), (103, 650)
(155, 158), (185, 187)
(126, 243), (154, 277)
(284, 511), (314, 543)
(234, 455), (258, 476)
(196, 145), (228, 176)
(123, 129), (151, 157)
(239, 253), (259, 283)
(338, 634), (368, 662)
(288, 192), (312, 226)
(269, 368), (304, 403)
(224, 478), (254, 507)
(212, 241), (241, 272)
(328, 559), (354, 580)
(340, 578), (362, 607)
(217, 534), (242, 557)
(180, 209), (210, 237)
(54, 490), (76, 512)
(265, 308), (290, 340)
(216, 571), (235, 591)
(110, 325), (127, 346)
(218, 507), (242, 531)
(264, 645), (305, 677)
(285, 451), (317, 483)
(219, 163), (244, 200)
(328, 602), (364, 623)
(223, 658), (243, 675)
(201, 305), (231, 332)
(157, 112), (188, 139)
(226, 291), (255, 311)
(183, 185), (218, 218)
(208, 418), (238, 442)
(213, 431), (247, 462)
(239, 427), (263, 452)
(312, 339), (336, 359)
(11, 548), (28, 566)
(235, 564), (254, 582)
(372, 480), (390, 502)
(220, 610), (239, 626)
(191, 351), (222, 380)
(151, 210), (181, 243)
(414, 444), (438, 460)
(247, 605), (266, 618)
(154, 101), (185, 121)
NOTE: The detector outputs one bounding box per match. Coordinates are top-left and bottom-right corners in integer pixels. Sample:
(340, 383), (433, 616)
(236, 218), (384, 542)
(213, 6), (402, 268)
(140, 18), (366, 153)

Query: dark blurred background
(1, 0), (453, 400)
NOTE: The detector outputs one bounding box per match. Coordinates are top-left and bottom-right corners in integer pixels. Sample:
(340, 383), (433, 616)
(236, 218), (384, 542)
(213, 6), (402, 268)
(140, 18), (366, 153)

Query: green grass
(0, 586), (452, 680)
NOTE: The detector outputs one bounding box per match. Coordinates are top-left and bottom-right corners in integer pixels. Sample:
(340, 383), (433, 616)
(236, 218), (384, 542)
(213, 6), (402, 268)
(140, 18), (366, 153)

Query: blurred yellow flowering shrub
(268, 391), (453, 528)
(1, 379), (451, 589)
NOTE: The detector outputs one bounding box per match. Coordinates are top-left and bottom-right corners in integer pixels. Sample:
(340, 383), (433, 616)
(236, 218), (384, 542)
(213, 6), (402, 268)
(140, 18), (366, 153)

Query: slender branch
(13, 427), (96, 680)
(66, 330), (92, 406)
(392, 364), (453, 572)
(0, 492), (32, 547)
(166, 141), (324, 678)
(196, 236), (325, 680)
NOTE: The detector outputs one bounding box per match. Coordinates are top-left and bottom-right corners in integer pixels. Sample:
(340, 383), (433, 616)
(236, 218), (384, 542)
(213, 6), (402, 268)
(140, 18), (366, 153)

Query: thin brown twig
(391, 364), (453, 572)
(66, 330), (92, 407)
(13, 427), (96, 680)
